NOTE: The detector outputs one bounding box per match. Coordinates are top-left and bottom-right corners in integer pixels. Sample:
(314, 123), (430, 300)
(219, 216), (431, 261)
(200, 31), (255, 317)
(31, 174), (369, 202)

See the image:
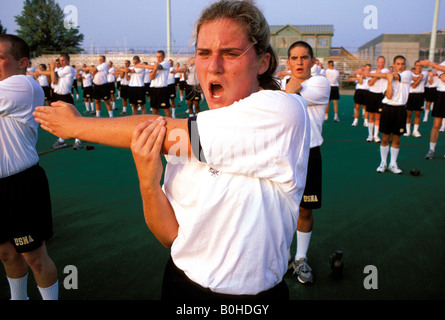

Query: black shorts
(83, 86), (93, 99)
(353, 89), (368, 105)
(301, 147), (322, 210)
(144, 83), (151, 96)
(406, 93), (425, 111)
(107, 82), (116, 95)
(150, 86), (171, 109)
(51, 93), (74, 104)
(0, 165), (53, 253)
(168, 83), (176, 99)
(329, 86), (340, 100)
(179, 80), (186, 91)
(432, 91), (445, 118)
(185, 84), (202, 102)
(161, 256), (289, 300)
(93, 84), (110, 101)
(379, 104), (407, 135)
(425, 87), (437, 102)
(42, 86), (51, 101)
(129, 86), (146, 105)
(366, 91), (384, 113)
(120, 85), (129, 99)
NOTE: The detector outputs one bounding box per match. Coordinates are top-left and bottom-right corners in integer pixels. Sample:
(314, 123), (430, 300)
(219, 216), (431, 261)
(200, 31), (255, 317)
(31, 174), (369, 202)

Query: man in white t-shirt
(283, 41), (330, 284)
(324, 60), (340, 122)
(420, 60), (445, 159)
(367, 55), (412, 174)
(348, 64), (371, 127)
(107, 61), (117, 111)
(0, 34), (58, 300)
(405, 60), (428, 137)
(127, 56), (147, 115)
(136, 50), (172, 117)
(85, 56), (114, 118)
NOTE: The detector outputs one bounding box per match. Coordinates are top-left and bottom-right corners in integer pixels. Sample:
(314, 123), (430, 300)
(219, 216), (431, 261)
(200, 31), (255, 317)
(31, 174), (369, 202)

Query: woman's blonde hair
(194, 0), (280, 90)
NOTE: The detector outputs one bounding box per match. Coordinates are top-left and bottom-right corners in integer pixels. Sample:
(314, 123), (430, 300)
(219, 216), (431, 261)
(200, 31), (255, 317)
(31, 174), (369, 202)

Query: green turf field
(1, 89), (445, 300)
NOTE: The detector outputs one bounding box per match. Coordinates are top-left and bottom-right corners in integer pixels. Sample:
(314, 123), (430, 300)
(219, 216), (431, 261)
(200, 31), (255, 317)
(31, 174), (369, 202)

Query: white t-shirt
(168, 67), (176, 85)
(0, 75), (44, 178)
(93, 62), (109, 85)
(369, 68), (389, 94)
(436, 61), (445, 92)
(107, 67), (116, 83)
(166, 90), (310, 295)
(409, 71), (428, 93)
(144, 67), (152, 84)
(128, 67), (145, 87)
(325, 68), (339, 87)
(38, 74), (49, 87)
(311, 64), (321, 76)
(355, 76), (369, 90)
(186, 65), (199, 86)
(82, 73), (93, 87)
(382, 70), (413, 106)
(300, 76), (330, 148)
(150, 60), (170, 88)
(54, 65), (75, 95)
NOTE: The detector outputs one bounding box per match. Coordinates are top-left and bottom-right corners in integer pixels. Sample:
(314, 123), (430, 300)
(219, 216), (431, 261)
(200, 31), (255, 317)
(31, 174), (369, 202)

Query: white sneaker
(412, 131), (421, 138)
(376, 162), (387, 173)
(403, 132), (410, 137)
(334, 115), (340, 122)
(367, 136), (373, 142)
(388, 163), (402, 174)
(373, 135), (381, 143)
(351, 119), (358, 127)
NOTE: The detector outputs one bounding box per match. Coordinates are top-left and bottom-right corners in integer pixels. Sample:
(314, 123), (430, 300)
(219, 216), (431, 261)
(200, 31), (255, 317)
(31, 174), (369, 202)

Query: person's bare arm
(33, 101), (191, 156)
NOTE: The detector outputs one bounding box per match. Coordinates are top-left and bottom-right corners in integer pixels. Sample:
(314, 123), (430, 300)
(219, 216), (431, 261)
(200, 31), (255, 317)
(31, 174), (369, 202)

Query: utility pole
(428, 0), (441, 62)
(167, 0), (171, 58)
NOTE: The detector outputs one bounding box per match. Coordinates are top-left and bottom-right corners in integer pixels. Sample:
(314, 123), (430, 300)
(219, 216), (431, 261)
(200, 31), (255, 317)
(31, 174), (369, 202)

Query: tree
(0, 20), (7, 34)
(14, 0), (84, 56)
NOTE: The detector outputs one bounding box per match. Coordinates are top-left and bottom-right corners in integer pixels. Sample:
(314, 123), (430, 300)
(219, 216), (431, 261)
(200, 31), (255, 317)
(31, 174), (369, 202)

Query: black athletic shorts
(83, 86), (93, 99)
(129, 86), (146, 105)
(379, 104), (407, 135)
(353, 89), (368, 105)
(406, 92), (425, 111)
(425, 87), (437, 103)
(185, 84), (201, 102)
(161, 256), (289, 300)
(0, 165), (53, 253)
(107, 82), (116, 95)
(42, 86), (51, 102)
(301, 147), (322, 210)
(432, 91), (445, 118)
(51, 93), (74, 104)
(93, 84), (110, 101)
(120, 85), (129, 99)
(168, 83), (177, 99)
(150, 86), (171, 109)
(366, 91), (384, 113)
(329, 86), (340, 100)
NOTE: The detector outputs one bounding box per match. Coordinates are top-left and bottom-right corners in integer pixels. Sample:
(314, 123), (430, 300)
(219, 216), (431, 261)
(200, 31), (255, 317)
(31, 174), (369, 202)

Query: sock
(96, 110), (101, 117)
(406, 123), (411, 134)
(84, 102), (90, 111)
(374, 125), (379, 137)
(368, 123), (374, 137)
(38, 280), (58, 300)
(414, 124), (419, 133)
(123, 107), (127, 112)
(7, 274), (29, 300)
(390, 147), (399, 166)
(295, 231), (312, 260)
(380, 145), (389, 164)
(112, 101), (115, 109)
(172, 108), (176, 118)
(108, 111), (114, 118)
(424, 109), (429, 119)
(430, 142), (437, 152)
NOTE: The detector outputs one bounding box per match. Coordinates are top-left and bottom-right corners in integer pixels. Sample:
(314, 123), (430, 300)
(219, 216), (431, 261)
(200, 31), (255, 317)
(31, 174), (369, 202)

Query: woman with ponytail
(34, 0), (310, 300)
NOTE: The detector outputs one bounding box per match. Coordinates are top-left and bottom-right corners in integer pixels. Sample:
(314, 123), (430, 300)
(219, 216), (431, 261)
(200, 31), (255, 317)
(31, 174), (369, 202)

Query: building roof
(270, 24), (334, 35)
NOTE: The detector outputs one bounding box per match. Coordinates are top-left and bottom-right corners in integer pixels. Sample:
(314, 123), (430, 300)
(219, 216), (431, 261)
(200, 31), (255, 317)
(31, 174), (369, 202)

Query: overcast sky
(1, 0), (444, 52)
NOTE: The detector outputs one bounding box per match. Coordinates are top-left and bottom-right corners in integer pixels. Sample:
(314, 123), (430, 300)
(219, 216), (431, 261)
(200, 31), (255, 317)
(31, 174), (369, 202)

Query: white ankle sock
(38, 280), (58, 300)
(295, 231), (312, 260)
(7, 273), (29, 300)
